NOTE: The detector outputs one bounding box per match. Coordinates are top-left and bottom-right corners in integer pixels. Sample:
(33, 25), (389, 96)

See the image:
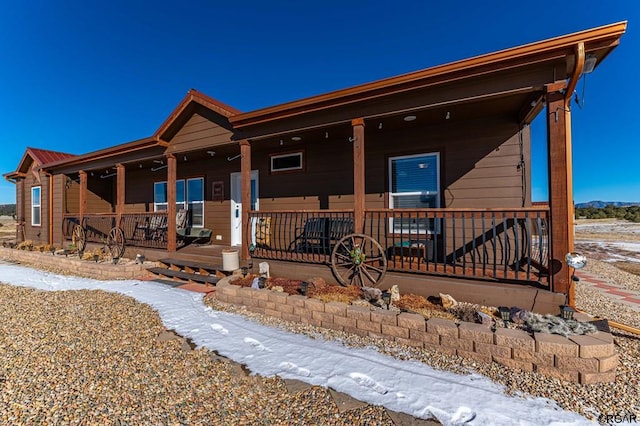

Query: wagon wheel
(71, 225), (86, 253)
(331, 233), (387, 287)
(106, 227), (126, 259)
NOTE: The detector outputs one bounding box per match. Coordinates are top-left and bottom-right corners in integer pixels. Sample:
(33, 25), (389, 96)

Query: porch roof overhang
(42, 136), (166, 175)
(230, 21), (626, 140)
(4, 147), (76, 182)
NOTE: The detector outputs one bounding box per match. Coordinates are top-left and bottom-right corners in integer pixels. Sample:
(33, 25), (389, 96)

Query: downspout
(563, 42), (585, 308)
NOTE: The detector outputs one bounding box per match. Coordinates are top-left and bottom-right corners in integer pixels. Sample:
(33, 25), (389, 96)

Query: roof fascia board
(230, 21), (626, 128)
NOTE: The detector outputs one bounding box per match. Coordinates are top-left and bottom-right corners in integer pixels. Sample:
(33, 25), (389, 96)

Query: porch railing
(62, 212), (169, 249)
(247, 210), (355, 264)
(365, 208), (550, 286)
(247, 207), (550, 286)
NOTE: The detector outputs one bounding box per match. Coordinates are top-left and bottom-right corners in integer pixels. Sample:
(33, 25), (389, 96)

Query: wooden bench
(289, 217), (354, 255)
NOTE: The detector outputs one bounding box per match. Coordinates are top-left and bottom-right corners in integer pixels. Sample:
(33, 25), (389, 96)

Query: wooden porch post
(545, 83), (574, 303)
(352, 118), (366, 233)
(167, 154), (177, 252)
(79, 170), (87, 224)
(240, 140), (251, 261)
(115, 164), (125, 225)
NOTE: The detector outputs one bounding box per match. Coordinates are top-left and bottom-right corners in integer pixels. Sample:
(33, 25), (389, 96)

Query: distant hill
(575, 201), (640, 208)
(0, 204), (15, 216)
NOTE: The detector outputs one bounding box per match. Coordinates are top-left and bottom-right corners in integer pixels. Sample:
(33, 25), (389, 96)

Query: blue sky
(0, 1), (637, 204)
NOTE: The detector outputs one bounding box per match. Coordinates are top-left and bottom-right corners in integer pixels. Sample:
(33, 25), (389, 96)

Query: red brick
(512, 348), (554, 366)
(475, 342), (511, 359)
(287, 295), (307, 308)
(458, 349), (492, 364)
(556, 355), (598, 373)
(459, 322), (493, 344)
(440, 336), (473, 351)
(535, 365), (579, 383)
(409, 329), (439, 345)
(357, 320), (381, 333)
(346, 305), (371, 321)
(312, 311), (334, 323)
(371, 310), (398, 325)
(395, 337), (423, 348)
(427, 318), (458, 337)
(304, 298), (325, 312)
(397, 313), (426, 331)
(381, 324), (409, 339)
(264, 308), (282, 319)
(568, 335), (615, 358)
(324, 302), (348, 317)
(494, 328), (535, 351)
(598, 354), (619, 372)
(281, 313), (301, 323)
(334, 316), (357, 328)
(535, 333), (578, 357)
(493, 356), (534, 372)
(580, 370), (616, 384)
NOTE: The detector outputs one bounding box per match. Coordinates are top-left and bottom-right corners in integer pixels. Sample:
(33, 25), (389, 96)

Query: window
(388, 152), (440, 233)
(31, 186), (41, 226)
(154, 178), (205, 227)
(270, 151), (303, 173)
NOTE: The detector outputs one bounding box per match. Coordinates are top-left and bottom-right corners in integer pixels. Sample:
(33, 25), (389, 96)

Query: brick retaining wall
(0, 248), (150, 280)
(216, 283), (617, 384)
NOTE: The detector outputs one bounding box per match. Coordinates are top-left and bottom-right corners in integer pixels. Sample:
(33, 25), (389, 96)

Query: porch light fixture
(582, 54), (598, 74)
(183, 155), (187, 161)
(498, 306), (510, 327)
(291, 136), (302, 141)
(139, 163), (143, 168)
(560, 305), (575, 321)
(403, 115), (416, 122)
(378, 122), (383, 130)
(207, 150), (216, 157)
(445, 111), (451, 120)
(381, 291), (391, 310)
(279, 139), (284, 146)
(299, 281), (309, 296)
(325, 131), (329, 139)
(241, 266), (248, 278)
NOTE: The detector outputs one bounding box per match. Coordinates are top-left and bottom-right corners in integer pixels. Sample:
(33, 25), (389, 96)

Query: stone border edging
(0, 247), (150, 280)
(215, 283), (618, 384)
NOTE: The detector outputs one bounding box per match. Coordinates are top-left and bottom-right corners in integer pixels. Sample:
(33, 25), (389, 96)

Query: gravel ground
(2, 254), (639, 423)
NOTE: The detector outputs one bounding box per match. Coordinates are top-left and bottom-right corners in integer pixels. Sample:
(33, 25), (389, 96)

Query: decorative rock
(390, 285), (400, 302)
(362, 287), (382, 303)
(439, 293), (457, 309)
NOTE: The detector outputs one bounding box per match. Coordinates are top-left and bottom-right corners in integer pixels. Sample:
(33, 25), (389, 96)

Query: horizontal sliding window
(270, 151), (303, 173)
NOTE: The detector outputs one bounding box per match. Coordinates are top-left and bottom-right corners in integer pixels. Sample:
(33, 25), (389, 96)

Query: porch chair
(176, 209), (212, 245)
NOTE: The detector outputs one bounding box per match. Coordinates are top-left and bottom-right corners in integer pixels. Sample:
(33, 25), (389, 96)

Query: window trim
(31, 186), (41, 227)
(270, 150), (304, 174)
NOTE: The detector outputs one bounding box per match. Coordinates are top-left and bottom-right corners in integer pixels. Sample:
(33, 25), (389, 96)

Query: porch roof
(3, 147), (76, 181)
(41, 136), (164, 174)
(230, 22), (626, 134)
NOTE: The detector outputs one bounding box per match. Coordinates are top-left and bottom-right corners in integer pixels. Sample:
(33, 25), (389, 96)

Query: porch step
(148, 267), (219, 285)
(158, 258), (222, 275)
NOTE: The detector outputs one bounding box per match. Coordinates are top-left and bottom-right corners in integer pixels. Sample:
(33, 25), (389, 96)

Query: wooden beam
(240, 140), (251, 261)
(352, 118), (365, 232)
(116, 164), (125, 224)
(79, 170), (87, 223)
(167, 154), (177, 252)
(545, 85), (574, 303)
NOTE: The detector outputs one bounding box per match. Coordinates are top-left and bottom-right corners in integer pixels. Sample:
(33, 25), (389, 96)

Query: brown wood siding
(52, 175), (65, 245)
(165, 113), (234, 154)
(86, 177), (114, 213)
(15, 179), (24, 241)
(23, 166), (44, 243)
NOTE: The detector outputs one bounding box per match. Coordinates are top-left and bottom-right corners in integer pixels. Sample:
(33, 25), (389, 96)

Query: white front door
(230, 170), (259, 246)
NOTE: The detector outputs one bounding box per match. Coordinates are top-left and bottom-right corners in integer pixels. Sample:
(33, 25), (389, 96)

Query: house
(4, 22), (626, 312)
